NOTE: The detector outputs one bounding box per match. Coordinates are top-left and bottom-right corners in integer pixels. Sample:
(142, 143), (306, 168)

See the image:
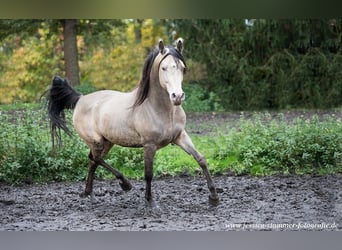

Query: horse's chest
(155, 122), (183, 146)
(134, 107), (185, 147)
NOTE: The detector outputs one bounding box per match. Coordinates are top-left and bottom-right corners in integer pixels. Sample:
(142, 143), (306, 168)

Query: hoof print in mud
(0, 200), (15, 205)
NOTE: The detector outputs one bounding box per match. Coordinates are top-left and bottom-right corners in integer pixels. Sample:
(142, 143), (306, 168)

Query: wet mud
(1, 174), (341, 231)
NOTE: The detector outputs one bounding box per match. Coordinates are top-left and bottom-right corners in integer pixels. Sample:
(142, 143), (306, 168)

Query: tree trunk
(134, 19), (143, 44)
(63, 19), (80, 86)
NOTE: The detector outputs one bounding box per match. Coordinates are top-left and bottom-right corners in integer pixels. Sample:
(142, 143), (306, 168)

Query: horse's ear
(176, 38), (183, 53)
(158, 39), (165, 54)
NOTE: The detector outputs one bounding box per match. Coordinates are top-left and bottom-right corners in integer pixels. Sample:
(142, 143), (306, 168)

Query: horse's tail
(46, 75), (81, 149)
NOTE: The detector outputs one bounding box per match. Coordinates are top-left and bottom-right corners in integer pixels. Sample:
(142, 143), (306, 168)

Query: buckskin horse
(46, 39), (219, 206)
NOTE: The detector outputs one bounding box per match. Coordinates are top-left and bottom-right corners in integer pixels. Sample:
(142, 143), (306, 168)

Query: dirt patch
(1, 174), (341, 231)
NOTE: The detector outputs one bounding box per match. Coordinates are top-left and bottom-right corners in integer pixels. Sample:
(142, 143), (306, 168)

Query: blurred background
(0, 19), (341, 111)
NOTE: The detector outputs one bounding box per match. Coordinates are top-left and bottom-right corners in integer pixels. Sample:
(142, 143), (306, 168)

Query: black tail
(46, 75), (81, 148)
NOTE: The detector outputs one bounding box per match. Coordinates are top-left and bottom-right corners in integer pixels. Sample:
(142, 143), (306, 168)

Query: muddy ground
(1, 174), (342, 231)
(1, 110), (342, 231)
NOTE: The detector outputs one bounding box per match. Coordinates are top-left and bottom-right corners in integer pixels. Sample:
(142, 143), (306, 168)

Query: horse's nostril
(181, 92), (185, 98)
(171, 93), (176, 99)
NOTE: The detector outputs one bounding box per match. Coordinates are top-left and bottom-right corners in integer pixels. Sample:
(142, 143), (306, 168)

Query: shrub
(0, 108), (88, 184)
(222, 113), (342, 175)
(182, 83), (224, 112)
(75, 81), (98, 94)
(1, 105), (341, 185)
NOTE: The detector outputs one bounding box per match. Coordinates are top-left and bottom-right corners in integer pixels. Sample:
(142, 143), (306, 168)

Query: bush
(0, 106), (146, 184)
(75, 81), (98, 94)
(182, 83), (224, 112)
(217, 113), (342, 175)
(0, 108), (88, 184)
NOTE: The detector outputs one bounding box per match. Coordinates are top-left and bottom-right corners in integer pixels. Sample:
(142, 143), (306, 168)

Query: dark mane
(133, 46), (186, 108)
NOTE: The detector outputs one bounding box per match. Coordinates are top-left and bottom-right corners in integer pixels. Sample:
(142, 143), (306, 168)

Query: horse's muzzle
(171, 92), (185, 105)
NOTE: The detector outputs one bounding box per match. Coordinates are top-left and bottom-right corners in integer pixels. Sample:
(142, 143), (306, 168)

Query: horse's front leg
(143, 144), (157, 206)
(174, 130), (219, 206)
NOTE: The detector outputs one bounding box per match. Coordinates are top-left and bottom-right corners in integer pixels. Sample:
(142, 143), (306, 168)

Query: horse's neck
(148, 74), (174, 117)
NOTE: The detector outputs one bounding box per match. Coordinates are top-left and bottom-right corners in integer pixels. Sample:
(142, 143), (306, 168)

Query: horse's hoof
(119, 181), (132, 191)
(79, 192), (91, 198)
(209, 194), (219, 206)
(144, 199), (161, 216)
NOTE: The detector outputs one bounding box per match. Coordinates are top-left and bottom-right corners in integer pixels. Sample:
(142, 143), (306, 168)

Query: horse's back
(73, 89), (138, 145)
(75, 90), (135, 115)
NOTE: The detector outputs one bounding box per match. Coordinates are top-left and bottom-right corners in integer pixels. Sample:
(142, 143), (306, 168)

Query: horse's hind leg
(80, 151), (99, 197)
(92, 140), (132, 192)
(174, 130), (219, 206)
(96, 158), (132, 191)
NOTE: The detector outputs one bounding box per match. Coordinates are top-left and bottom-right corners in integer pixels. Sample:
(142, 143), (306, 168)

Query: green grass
(0, 102), (40, 111)
(1, 104), (341, 185)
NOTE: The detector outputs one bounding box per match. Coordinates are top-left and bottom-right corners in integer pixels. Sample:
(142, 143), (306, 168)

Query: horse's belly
(103, 128), (143, 147)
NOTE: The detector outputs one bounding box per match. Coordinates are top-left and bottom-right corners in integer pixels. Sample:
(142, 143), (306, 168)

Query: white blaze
(159, 55), (185, 105)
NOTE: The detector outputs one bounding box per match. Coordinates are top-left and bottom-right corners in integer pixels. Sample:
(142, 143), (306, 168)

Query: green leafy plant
(182, 83), (224, 112)
(1, 105), (341, 185)
(224, 113), (342, 175)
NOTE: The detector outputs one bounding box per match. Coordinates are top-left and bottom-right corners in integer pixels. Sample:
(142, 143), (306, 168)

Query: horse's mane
(133, 46), (186, 108)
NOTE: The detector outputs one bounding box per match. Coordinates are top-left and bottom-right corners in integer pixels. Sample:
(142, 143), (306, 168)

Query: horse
(46, 39), (219, 206)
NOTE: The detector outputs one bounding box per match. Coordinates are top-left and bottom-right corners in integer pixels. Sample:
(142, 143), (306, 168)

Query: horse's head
(158, 38), (186, 106)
